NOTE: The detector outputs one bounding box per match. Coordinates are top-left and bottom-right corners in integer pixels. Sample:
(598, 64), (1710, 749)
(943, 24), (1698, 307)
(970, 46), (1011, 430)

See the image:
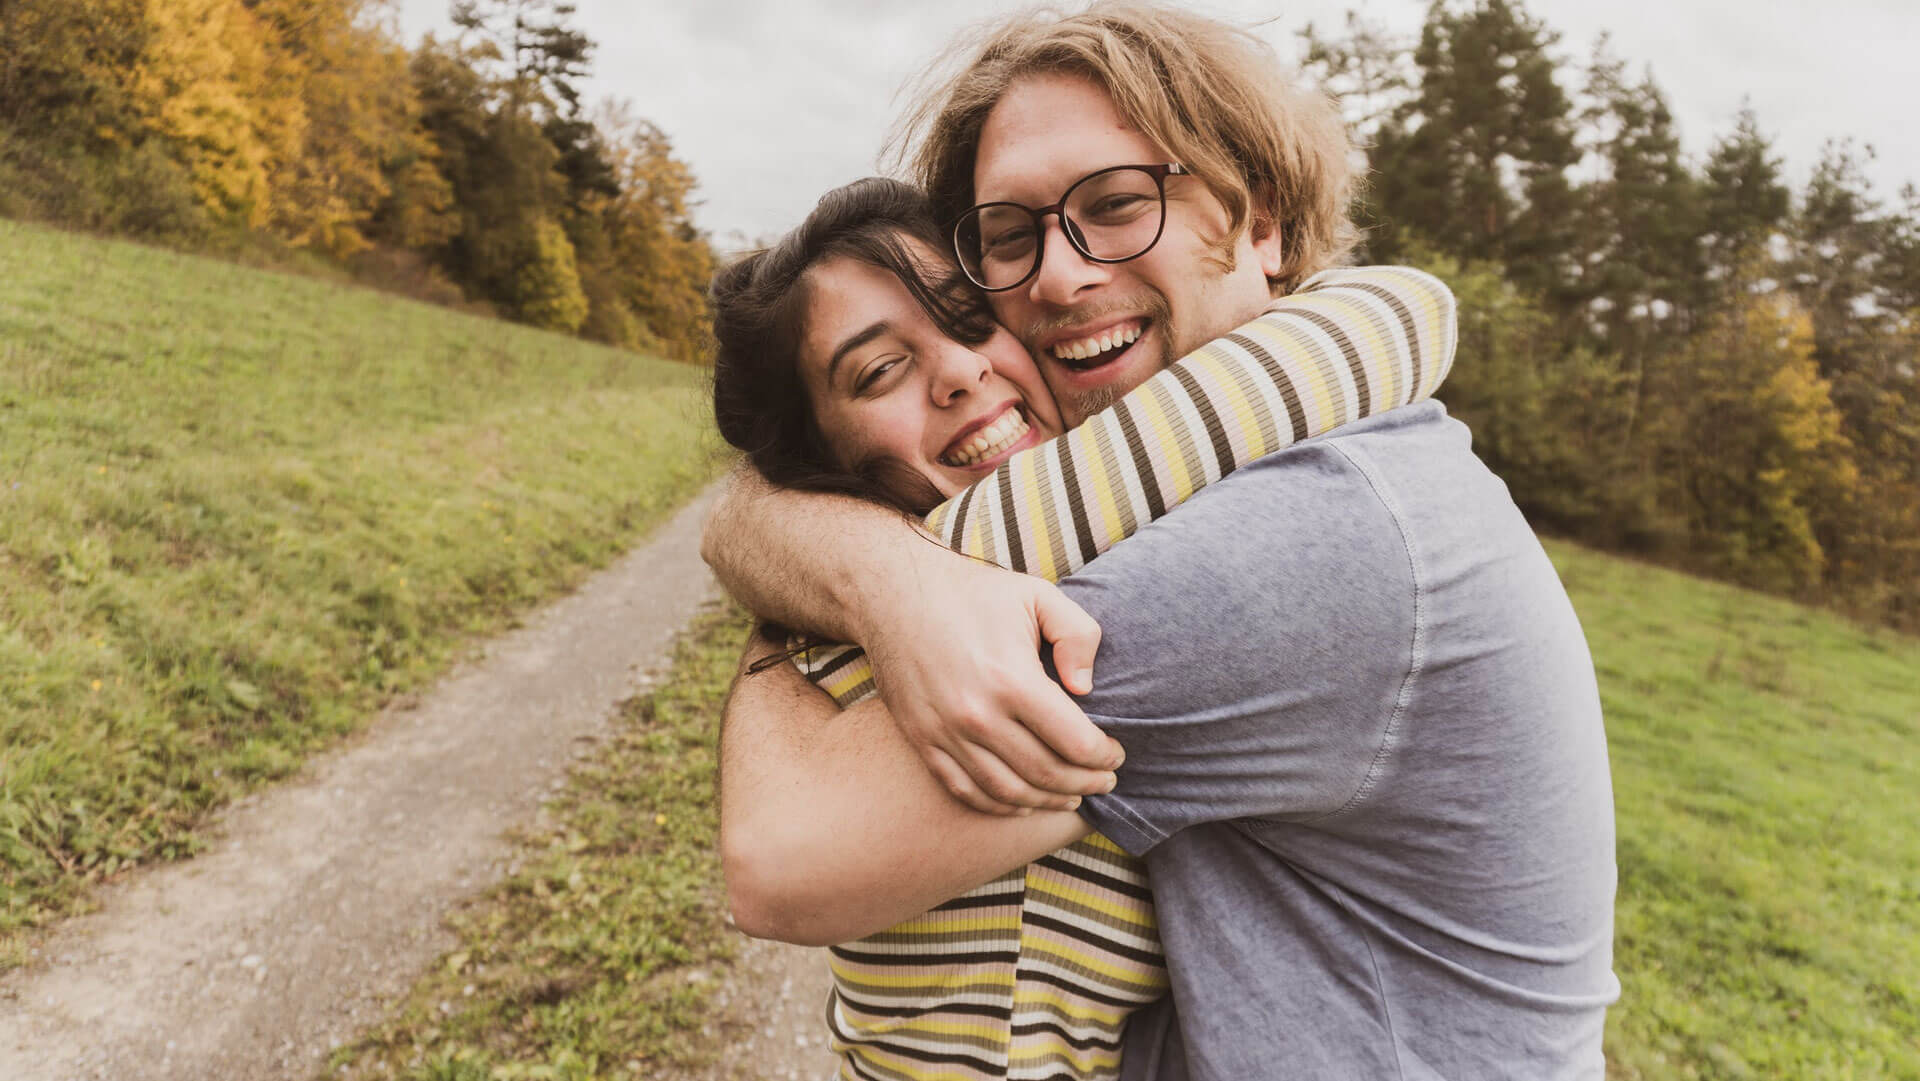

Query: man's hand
(703, 464), (1121, 813)
(856, 555), (1124, 815)
(722, 630), (1093, 945)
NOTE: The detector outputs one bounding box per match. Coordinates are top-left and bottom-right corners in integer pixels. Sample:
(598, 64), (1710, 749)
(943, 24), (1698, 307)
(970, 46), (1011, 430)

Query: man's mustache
(1018, 292), (1174, 355)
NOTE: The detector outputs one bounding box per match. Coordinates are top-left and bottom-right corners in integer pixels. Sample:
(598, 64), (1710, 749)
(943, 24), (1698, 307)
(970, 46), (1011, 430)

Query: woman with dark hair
(709, 176), (1162, 1081)
(712, 176), (1066, 516)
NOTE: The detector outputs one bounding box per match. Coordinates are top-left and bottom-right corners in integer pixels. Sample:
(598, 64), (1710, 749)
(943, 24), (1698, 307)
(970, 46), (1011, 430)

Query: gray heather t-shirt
(1066, 402), (1619, 1081)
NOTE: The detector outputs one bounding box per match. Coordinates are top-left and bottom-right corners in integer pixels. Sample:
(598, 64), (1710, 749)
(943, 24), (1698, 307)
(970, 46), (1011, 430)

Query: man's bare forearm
(719, 630), (1088, 946)
(701, 463), (946, 641)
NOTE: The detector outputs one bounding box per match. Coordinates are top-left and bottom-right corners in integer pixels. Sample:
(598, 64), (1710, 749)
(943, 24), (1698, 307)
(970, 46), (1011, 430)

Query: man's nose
(1026, 216), (1110, 308)
(929, 341), (990, 405)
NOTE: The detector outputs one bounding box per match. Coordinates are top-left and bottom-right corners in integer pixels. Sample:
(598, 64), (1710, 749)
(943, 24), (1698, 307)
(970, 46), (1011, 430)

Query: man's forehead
(971, 73), (1163, 203)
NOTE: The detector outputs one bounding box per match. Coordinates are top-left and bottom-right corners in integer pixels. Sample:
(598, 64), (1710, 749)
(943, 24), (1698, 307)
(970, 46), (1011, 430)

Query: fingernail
(1065, 796), (1081, 811)
(1018, 807), (1034, 817)
(1104, 773), (1118, 793)
(1070, 668), (1091, 691)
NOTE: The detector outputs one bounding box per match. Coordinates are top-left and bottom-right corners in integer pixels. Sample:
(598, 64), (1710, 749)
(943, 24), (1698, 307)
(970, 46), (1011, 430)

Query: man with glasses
(709, 4), (1617, 1077)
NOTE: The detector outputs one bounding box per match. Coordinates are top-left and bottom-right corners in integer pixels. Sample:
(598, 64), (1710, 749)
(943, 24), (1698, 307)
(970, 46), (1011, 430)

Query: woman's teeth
(1052, 323), (1142, 362)
(943, 408), (1030, 467)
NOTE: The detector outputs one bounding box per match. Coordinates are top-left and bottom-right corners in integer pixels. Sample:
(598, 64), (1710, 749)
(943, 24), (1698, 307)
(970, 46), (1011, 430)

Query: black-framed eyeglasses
(951, 163), (1188, 293)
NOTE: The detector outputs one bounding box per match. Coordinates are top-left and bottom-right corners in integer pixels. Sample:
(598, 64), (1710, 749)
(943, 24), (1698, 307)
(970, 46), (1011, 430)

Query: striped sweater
(794, 266), (1459, 1081)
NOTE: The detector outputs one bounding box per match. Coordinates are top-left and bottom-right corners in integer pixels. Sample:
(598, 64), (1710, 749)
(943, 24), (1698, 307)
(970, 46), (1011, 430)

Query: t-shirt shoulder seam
(1307, 439), (1426, 823)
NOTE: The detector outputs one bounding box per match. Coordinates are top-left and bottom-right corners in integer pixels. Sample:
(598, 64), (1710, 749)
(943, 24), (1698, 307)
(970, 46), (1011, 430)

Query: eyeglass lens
(956, 166), (1167, 291)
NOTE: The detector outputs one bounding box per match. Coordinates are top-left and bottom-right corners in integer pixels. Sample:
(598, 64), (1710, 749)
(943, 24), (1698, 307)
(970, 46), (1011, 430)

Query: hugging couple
(701, 4), (1619, 1079)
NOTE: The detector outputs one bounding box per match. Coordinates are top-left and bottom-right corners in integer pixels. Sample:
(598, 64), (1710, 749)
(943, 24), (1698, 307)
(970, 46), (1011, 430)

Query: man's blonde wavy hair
(891, 1), (1358, 296)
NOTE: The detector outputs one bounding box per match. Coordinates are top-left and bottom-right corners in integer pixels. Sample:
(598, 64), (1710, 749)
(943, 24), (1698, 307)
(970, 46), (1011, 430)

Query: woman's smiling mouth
(941, 404), (1031, 467)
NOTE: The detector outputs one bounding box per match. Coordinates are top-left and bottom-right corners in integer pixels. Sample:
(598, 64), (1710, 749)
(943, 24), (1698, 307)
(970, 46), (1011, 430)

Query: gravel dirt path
(0, 485), (837, 1081)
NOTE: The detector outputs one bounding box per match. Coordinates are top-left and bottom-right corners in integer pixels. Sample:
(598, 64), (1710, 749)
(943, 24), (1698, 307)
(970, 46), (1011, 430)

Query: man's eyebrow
(828, 321), (891, 385)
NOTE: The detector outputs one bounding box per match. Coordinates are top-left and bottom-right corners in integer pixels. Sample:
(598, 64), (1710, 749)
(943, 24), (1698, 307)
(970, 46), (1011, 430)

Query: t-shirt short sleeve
(1064, 439), (1421, 856)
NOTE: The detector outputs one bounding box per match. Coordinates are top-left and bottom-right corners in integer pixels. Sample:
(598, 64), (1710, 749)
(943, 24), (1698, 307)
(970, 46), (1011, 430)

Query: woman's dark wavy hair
(710, 177), (998, 515)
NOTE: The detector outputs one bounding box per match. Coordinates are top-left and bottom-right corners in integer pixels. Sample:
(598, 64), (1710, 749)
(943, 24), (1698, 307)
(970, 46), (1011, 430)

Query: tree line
(0, 0), (713, 360)
(1306, 0), (1919, 630)
(4, 0), (1913, 629)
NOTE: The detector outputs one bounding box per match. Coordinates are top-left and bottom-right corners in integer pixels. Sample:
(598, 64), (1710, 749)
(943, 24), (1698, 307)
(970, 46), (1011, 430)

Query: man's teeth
(944, 408), (1030, 467)
(1052, 324), (1142, 362)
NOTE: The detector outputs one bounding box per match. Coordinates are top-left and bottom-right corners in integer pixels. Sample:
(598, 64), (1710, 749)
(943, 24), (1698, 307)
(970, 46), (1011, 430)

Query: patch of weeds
(329, 603), (753, 1081)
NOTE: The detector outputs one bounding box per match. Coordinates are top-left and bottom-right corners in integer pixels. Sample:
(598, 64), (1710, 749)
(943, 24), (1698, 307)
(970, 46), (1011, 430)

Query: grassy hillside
(0, 220), (726, 957)
(1559, 542), (1920, 1078)
(329, 543), (1919, 1080)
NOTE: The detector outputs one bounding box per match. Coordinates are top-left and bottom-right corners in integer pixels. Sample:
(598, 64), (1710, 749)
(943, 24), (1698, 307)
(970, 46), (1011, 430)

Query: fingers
(1014, 673), (1124, 772)
(958, 719), (1116, 806)
(923, 745), (1024, 816)
(1034, 585), (1102, 697)
(951, 737), (1086, 812)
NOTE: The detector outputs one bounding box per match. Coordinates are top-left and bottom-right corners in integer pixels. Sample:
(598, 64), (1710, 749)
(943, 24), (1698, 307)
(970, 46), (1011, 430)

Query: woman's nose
(929, 341), (991, 406)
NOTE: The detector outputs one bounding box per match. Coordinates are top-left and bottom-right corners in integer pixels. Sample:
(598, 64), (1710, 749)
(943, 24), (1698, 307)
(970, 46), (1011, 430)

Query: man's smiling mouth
(941, 405), (1031, 467)
(1050, 319), (1146, 372)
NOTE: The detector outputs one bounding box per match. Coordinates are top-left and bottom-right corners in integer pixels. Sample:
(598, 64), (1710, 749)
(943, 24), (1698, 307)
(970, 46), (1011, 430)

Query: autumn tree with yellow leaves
(0, 0), (714, 358)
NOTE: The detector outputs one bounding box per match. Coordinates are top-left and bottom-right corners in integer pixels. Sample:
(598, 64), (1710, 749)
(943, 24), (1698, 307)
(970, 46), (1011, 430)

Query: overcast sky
(395, 0), (1919, 251)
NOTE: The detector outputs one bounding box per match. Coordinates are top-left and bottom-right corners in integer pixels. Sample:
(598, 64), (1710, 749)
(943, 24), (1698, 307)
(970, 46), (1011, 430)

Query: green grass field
(1560, 543), (1920, 1078)
(334, 545), (1918, 1081)
(0, 219), (727, 958)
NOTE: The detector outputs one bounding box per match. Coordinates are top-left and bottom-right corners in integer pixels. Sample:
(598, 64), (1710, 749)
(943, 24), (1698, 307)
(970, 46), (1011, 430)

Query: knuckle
(1027, 763), (1065, 790)
(980, 775), (1023, 803)
(953, 711), (995, 741)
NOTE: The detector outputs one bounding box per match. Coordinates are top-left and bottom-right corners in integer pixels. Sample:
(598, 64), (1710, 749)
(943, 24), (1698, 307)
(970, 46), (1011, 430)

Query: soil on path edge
(0, 484), (837, 1081)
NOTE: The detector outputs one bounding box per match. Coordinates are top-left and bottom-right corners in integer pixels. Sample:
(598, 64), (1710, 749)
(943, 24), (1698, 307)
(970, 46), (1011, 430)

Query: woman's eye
(857, 357), (904, 392)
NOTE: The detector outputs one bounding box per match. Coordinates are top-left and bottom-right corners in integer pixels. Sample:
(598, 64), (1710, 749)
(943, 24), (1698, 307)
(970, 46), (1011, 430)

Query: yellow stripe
(835, 1016), (1017, 1041)
(1005, 986), (1132, 1026)
(1008, 1045), (1125, 1068)
(1077, 832), (1127, 857)
(1327, 291), (1395, 414)
(821, 660), (873, 702)
(1081, 419), (1127, 548)
(837, 1045), (1004, 1081)
(828, 964), (1018, 991)
(1133, 381), (1195, 501)
(1016, 451), (1058, 580)
(866, 914), (1021, 937)
(1026, 874), (1157, 925)
(1011, 934), (1161, 985)
(1185, 349), (1261, 465)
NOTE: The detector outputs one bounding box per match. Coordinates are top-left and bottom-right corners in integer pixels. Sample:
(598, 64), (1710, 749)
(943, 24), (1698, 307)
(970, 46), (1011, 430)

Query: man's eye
(984, 226), (1036, 256)
(1084, 194), (1150, 222)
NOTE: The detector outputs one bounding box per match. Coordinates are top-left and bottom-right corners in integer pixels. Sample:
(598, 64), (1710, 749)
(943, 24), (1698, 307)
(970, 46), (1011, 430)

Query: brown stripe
(945, 476), (982, 553)
(806, 645), (865, 682)
(1345, 278), (1425, 396)
(1296, 306), (1372, 416)
(1089, 417), (1140, 538)
(1167, 361), (1234, 478)
(1149, 379), (1209, 493)
(1109, 399), (1165, 518)
(1053, 434), (1100, 565)
(1227, 331), (1310, 444)
(993, 471), (1026, 573)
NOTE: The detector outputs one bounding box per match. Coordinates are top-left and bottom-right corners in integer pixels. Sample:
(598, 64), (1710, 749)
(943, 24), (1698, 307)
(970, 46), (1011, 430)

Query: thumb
(1035, 584), (1101, 696)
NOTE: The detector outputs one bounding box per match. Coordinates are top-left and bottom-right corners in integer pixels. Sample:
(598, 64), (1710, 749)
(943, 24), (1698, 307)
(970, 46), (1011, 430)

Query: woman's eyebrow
(828, 321), (892, 384)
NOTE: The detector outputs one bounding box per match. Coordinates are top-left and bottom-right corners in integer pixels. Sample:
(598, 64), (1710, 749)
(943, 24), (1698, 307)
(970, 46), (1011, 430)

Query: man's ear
(1250, 215), (1286, 279)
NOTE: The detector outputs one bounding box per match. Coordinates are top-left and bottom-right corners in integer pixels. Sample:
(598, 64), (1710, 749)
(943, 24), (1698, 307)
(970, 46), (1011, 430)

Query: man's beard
(1061, 382), (1121, 420)
(1021, 291), (1176, 426)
